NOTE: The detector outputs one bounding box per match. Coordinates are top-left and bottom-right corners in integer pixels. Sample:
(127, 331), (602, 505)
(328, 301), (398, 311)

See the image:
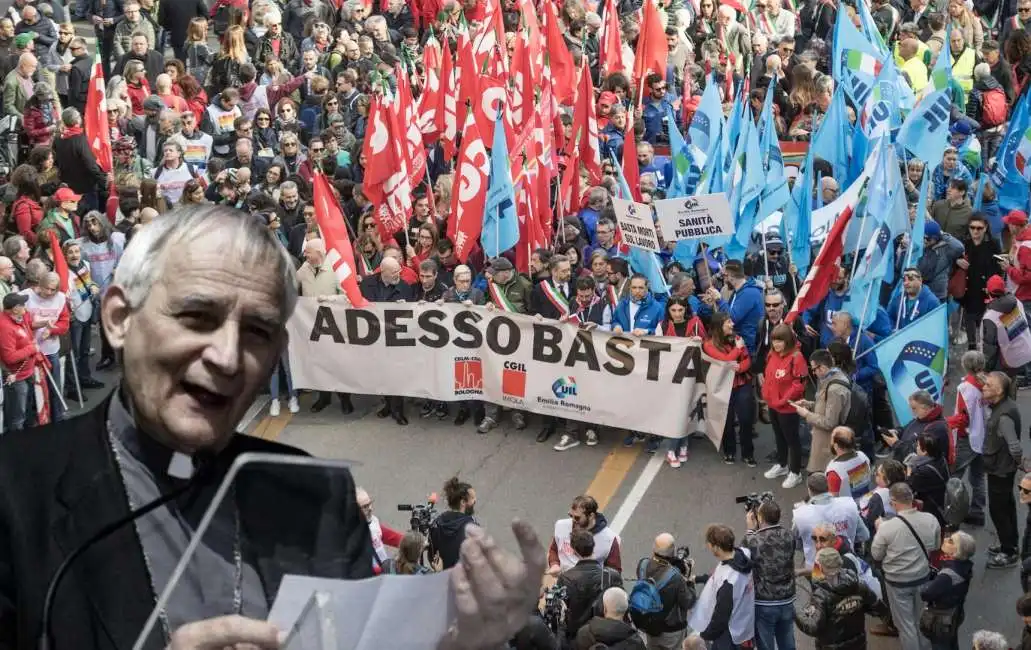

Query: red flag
(633, 0), (669, 85)
(439, 39), (458, 160)
(456, 29), (480, 123)
(621, 109), (642, 202)
(573, 61), (603, 186)
(47, 230), (69, 293)
(395, 66), (427, 187)
(361, 95), (411, 240)
(311, 170), (370, 308)
(417, 35), (443, 145)
(84, 52), (112, 173)
(448, 110), (490, 262)
(543, 0), (575, 105)
(785, 180), (868, 323)
(598, 0), (625, 77)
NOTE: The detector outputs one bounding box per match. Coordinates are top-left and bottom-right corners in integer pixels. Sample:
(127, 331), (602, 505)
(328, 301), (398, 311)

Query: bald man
(575, 587), (645, 649)
(360, 253), (413, 424)
(633, 533), (693, 648)
(355, 486), (404, 568)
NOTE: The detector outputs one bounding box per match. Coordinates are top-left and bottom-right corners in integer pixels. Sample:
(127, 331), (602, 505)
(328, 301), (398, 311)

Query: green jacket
(3, 69), (29, 118)
(493, 274), (533, 314)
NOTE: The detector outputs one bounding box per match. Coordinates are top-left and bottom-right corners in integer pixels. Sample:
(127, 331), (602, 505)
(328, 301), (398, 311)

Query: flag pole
(853, 280), (875, 358)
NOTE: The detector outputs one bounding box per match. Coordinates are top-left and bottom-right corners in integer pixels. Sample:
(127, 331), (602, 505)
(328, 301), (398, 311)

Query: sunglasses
(969, 225), (985, 230)
(765, 302), (782, 308)
(1020, 487), (1031, 495)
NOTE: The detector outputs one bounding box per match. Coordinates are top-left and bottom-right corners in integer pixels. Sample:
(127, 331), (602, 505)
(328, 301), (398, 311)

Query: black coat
(53, 132), (107, 194)
(0, 393), (375, 650)
(557, 559), (623, 639)
(961, 236), (1001, 313)
(360, 275), (413, 302)
(65, 54), (92, 113)
(530, 279), (574, 320)
(116, 49), (165, 89)
(156, 0), (206, 47)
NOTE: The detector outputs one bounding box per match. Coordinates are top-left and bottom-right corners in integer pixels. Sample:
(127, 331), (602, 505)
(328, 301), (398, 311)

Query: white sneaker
(269, 398), (281, 417)
(666, 449), (681, 468)
(288, 396), (300, 414)
(553, 434), (581, 451)
(782, 472), (803, 489)
(585, 429), (599, 446)
(764, 464), (788, 480)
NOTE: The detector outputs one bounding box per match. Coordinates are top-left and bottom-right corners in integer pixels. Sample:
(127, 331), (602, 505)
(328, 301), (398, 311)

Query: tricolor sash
(540, 280), (570, 316)
(488, 281), (519, 313)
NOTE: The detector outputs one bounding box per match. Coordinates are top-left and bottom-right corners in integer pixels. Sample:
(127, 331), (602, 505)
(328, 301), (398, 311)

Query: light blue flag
(857, 0), (889, 57)
(908, 166), (931, 269)
(810, 84), (851, 183)
(859, 62), (904, 142)
(610, 153), (671, 293)
(780, 145), (814, 276)
(973, 173), (987, 211)
(725, 115), (764, 260)
(667, 104), (696, 197)
(688, 74), (723, 156)
(926, 27), (954, 94)
(481, 111), (519, 258)
(833, 8), (885, 107)
(897, 88), (952, 165)
(870, 304), (949, 426)
(991, 88), (1031, 211)
(758, 77), (791, 221)
(697, 118), (726, 196)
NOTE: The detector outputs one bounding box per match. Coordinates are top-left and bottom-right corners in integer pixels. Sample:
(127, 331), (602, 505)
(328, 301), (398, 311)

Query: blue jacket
(717, 278), (765, 354)
(640, 157), (673, 190)
(600, 122), (624, 161)
(982, 199), (1003, 242)
(918, 233), (966, 300)
(886, 284), (941, 328)
(641, 94), (678, 144)
(613, 292), (666, 334)
(848, 330), (878, 395)
(866, 307), (892, 342)
(578, 207), (601, 243)
(803, 290), (849, 348)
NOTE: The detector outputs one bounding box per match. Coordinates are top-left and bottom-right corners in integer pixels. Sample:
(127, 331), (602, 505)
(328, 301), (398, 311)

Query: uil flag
(846, 50), (883, 78)
(870, 304), (948, 426)
(1015, 125), (1031, 179)
(84, 52), (111, 173)
(482, 110), (519, 258)
(311, 170), (369, 308)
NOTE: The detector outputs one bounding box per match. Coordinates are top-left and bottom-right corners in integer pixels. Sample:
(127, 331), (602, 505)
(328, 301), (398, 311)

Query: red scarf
(919, 405), (944, 422)
(61, 125), (83, 139)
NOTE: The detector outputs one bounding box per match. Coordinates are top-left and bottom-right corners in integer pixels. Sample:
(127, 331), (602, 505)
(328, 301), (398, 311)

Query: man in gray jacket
(982, 371), (1023, 569)
(918, 220), (966, 301)
(794, 349), (851, 473)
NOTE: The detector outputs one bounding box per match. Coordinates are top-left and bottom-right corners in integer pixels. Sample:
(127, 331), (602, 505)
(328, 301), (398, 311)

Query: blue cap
(950, 121), (972, 136)
(924, 220), (942, 238)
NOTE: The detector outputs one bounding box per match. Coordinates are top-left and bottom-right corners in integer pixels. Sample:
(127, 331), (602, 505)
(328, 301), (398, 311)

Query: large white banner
(287, 299), (734, 443)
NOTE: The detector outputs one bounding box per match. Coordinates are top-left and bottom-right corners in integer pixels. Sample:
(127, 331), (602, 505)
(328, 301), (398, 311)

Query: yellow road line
(248, 411), (292, 440)
(583, 444), (642, 511)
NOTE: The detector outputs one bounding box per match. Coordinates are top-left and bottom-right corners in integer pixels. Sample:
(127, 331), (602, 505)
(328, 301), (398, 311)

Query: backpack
(628, 558), (678, 632)
(981, 87), (1008, 126)
(299, 103), (321, 134)
(827, 377), (870, 438)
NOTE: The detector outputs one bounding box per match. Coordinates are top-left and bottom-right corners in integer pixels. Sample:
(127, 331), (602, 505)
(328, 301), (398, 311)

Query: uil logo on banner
(890, 340), (945, 403)
(502, 361), (526, 403)
(454, 357), (483, 396)
(551, 376), (578, 400)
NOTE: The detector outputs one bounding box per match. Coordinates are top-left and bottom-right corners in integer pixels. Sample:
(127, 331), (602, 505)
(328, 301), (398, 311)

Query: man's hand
(882, 430), (899, 447)
(612, 325), (624, 333)
(167, 615), (282, 649)
(631, 328), (647, 336)
(956, 258), (969, 270)
(804, 324), (818, 337)
(437, 521), (547, 650)
(547, 564), (562, 576)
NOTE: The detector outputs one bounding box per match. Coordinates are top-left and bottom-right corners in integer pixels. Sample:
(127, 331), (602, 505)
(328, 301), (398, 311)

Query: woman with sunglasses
(959, 214), (1002, 348)
(252, 107), (279, 154)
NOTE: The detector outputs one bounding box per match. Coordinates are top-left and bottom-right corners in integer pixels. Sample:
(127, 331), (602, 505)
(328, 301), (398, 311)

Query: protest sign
(612, 198), (661, 252)
(287, 300), (734, 443)
(653, 193), (735, 242)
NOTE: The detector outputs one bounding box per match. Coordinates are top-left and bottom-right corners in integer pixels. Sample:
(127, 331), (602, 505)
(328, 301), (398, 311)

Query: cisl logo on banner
(454, 357), (483, 396)
(502, 361), (526, 404)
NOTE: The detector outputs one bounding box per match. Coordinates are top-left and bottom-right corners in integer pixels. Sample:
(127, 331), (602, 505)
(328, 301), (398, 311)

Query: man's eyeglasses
(1020, 6), (1031, 11)
(765, 302), (782, 308)
(311, 147), (324, 154)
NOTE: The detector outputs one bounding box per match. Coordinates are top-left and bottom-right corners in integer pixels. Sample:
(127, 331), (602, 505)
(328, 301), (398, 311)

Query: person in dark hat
(0, 291), (40, 431)
(960, 213), (1002, 349)
(982, 275), (1031, 386)
(917, 219), (965, 301)
(744, 232), (799, 308)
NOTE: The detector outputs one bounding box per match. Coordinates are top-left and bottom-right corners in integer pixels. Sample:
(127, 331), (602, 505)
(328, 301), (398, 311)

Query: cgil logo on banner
(454, 357), (483, 396)
(502, 361), (527, 403)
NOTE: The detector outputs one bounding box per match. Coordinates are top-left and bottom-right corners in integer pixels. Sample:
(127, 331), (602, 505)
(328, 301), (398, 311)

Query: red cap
(987, 275), (1007, 296)
(597, 91), (617, 108)
(54, 187), (82, 203)
(1003, 210), (1028, 227)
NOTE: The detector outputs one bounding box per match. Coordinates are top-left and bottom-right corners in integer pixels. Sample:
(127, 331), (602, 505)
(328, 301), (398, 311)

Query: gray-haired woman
(947, 350), (988, 525)
(921, 530), (976, 650)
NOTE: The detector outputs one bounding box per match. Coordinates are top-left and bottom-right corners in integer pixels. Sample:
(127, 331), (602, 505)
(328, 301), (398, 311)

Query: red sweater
(703, 338), (751, 387)
(761, 349), (807, 413)
(0, 311), (38, 381)
(12, 196), (43, 247)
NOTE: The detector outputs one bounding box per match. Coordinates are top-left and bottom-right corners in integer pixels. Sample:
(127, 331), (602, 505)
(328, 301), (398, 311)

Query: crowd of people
(0, 0), (1031, 644)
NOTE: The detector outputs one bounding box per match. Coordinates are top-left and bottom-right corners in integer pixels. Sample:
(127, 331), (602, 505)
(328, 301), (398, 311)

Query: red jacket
(12, 196), (43, 247)
(0, 311), (38, 381)
(1007, 226), (1031, 300)
(186, 90), (208, 124)
(703, 337), (751, 387)
(22, 105), (54, 147)
(761, 349), (807, 413)
(126, 79), (152, 116)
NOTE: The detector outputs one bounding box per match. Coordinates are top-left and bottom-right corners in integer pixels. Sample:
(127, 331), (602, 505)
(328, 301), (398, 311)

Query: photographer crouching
(743, 498), (797, 650)
(557, 529), (624, 645)
(428, 476), (477, 569)
(630, 533), (696, 649)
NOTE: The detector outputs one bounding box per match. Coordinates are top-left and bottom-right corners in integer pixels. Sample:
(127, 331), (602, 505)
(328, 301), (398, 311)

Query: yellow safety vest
(952, 47), (976, 94)
(900, 57), (930, 93)
(893, 40), (929, 68)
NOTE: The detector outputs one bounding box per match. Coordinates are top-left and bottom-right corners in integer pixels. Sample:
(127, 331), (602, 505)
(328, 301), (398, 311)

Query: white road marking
(235, 395), (271, 433)
(609, 449), (666, 535)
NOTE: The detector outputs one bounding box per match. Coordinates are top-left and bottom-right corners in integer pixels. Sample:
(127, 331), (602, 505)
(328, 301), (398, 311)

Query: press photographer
(629, 533), (696, 650)
(743, 499), (797, 650)
(427, 476), (477, 570)
(557, 529), (624, 644)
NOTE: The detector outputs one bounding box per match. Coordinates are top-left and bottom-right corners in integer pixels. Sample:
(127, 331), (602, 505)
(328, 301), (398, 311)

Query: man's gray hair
(961, 350), (986, 374)
(112, 205), (297, 318)
(61, 107), (81, 127)
(279, 180), (298, 194)
(2, 235), (24, 259)
(908, 389), (936, 409)
(765, 288), (785, 303)
(24, 259), (47, 287)
(972, 630), (1008, 650)
(602, 587), (629, 616)
(364, 14), (386, 30)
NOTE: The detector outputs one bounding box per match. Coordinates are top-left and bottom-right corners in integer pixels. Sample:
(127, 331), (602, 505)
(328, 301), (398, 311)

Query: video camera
(397, 493), (438, 535)
(540, 584), (567, 635)
(735, 491), (774, 513)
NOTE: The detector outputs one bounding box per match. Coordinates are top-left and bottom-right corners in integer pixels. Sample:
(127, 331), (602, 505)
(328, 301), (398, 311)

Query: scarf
(919, 405), (944, 422)
(61, 125), (83, 138)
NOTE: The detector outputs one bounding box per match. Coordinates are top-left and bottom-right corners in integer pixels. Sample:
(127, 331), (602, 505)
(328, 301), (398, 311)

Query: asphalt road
(224, 373), (1031, 649)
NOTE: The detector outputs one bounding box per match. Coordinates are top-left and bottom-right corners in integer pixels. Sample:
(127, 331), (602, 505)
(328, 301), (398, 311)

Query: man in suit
(0, 204), (547, 650)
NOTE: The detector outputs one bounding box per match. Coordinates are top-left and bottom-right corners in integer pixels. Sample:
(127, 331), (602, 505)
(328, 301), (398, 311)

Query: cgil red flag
(598, 0), (625, 77)
(84, 52), (112, 173)
(448, 110), (490, 262)
(361, 94), (412, 241)
(311, 169), (370, 308)
(543, 0), (575, 105)
(48, 230), (69, 293)
(621, 109), (642, 202)
(785, 179), (868, 323)
(572, 61), (603, 186)
(633, 0), (669, 87)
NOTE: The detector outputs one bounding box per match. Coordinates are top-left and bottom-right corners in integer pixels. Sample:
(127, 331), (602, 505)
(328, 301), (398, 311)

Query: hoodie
(690, 547), (755, 643)
(717, 278), (765, 355)
(967, 74), (1005, 126)
(886, 284), (941, 328)
(427, 510), (475, 570)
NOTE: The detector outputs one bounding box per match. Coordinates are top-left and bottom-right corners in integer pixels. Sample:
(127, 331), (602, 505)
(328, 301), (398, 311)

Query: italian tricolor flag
(1015, 126), (1031, 180)
(846, 50), (883, 77)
